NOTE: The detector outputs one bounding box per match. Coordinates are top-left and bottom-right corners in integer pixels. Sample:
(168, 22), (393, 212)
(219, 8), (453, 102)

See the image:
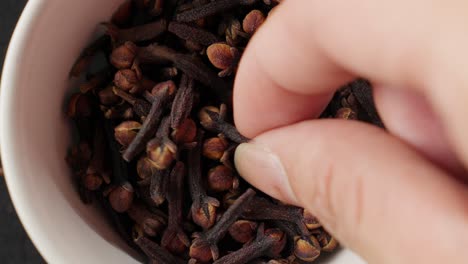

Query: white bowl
(0, 0), (366, 263)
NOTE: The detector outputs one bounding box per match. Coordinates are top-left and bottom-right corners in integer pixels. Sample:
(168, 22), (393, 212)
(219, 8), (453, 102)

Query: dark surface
(1, 0), (45, 263)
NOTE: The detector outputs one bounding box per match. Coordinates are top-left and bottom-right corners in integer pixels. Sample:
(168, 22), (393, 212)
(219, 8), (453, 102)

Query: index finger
(234, 0), (468, 164)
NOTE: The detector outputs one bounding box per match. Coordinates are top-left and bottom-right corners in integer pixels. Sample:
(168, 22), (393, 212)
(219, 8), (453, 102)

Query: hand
(233, 1), (468, 263)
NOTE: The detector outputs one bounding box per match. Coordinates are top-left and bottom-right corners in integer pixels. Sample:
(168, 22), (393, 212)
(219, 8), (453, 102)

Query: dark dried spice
(349, 80), (384, 127)
(127, 202), (167, 237)
(113, 87), (151, 118)
(188, 131), (220, 230)
(335, 107), (357, 120)
(168, 21), (220, 46)
(189, 188), (256, 262)
(111, 0), (133, 26)
(111, 42), (230, 98)
(313, 229), (338, 252)
(228, 220), (258, 244)
(149, 169), (169, 206)
(213, 225), (286, 264)
(293, 236), (321, 262)
(203, 136), (229, 160)
(242, 198), (310, 238)
(170, 74), (195, 129)
(171, 118), (197, 144)
(114, 121), (142, 147)
(207, 165), (239, 193)
(243, 10), (266, 35)
(99, 85), (121, 106)
(65, 1), (371, 262)
(122, 85), (175, 162)
(103, 19), (167, 44)
(176, 0), (259, 23)
(133, 226), (184, 264)
(108, 181), (135, 213)
(161, 162), (190, 254)
(207, 43), (240, 77)
(199, 105), (249, 144)
(303, 210), (321, 230)
(103, 104), (134, 120)
(147, 137), (177, 170)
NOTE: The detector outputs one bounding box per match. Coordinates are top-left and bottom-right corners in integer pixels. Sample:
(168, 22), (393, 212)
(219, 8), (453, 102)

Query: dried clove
(170, 74), (195, 129)
(161, 162), (190, 254)
(228, 220), (258, 244)
(133, 226), (184, 264)
(103, 19), (167, 44)
(207, 43), (241, 77)
(114, 121), (142, 147)
(189, 188), (256, 262)
(113, 87), (151, 118)
(207, 165), (239, 193)
(111, 42), (230, 98)
(213, 224), (286, 264)
(199, 105), (249, 144)
(242, 198), (310, 238)
(122, 85), (175, 162)
(203, 136), (229, 160)
(188, 131), (220, 230)
(176, 0), (259, 23)
(171, 118), (197, 144)
(66, 1), (360, 262)
(127, 202), (167, 237)
(168, 21), (219, 46)
(293, 236), (321, 262)
(243, 10), (266, 35)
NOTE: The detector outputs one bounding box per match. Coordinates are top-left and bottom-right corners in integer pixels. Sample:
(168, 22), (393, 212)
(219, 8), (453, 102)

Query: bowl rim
(1, 0), (48, 260)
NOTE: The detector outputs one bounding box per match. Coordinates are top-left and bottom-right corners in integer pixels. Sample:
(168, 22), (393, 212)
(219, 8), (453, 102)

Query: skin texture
(233, 0), (468, 263)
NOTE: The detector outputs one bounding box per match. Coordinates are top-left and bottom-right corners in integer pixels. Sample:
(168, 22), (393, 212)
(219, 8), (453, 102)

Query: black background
(1, 0), (45, 263)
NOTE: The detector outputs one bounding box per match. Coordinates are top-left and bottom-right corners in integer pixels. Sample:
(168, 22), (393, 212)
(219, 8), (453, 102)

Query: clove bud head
(136, 157), (154, 180)
(110, 42), (138, 69)
(303, 209), (321, 230)
(114, 121), (142, 147)
(108, 182), (134, 213)
(191, 202), (218, 230)
(82, 172), (103, 191)
(114, 69), (142, 94)
(127, 203), (167, 237)
(265, 228), (287, 257)
(208, 165), (237, 193)
(293, 236), (321, 262)
(335, 107), (357, 120)
(172, 118), (197, 144)
(98, 85), (121, 106)
(164, 234), (189, 255)
(151, 80), (177, 97)
(189, 239), (213, 263)
(228, 220), (258, 243)
(243, 10), (266, 35)
(315, 230), (338, 252)
(207, 43), (236, 70)
(198, 106), (220, 130)
(203, 136), (229, 160)
(146, 139), (177, 170)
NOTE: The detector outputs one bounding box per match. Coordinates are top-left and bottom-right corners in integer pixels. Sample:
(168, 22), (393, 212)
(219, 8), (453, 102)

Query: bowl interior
(0, 0), (364, 263)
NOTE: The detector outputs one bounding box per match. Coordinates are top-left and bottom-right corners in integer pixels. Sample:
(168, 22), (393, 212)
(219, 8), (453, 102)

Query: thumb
(234, 120), (468, 263)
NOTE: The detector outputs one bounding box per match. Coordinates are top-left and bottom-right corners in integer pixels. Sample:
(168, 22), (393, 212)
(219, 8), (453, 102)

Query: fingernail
(234, 142), (298, 204)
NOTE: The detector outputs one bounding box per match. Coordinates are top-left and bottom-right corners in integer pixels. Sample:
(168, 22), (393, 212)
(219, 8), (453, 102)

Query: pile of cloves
(65, 0), (382, 263)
